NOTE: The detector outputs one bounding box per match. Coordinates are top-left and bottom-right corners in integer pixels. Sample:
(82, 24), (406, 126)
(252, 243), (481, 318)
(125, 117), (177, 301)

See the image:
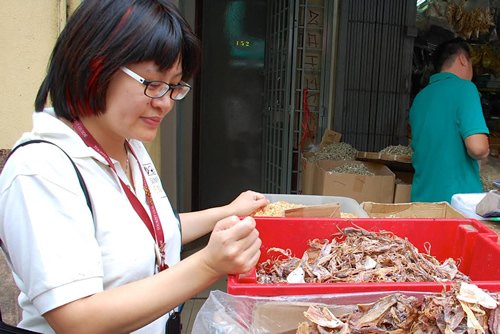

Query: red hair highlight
(85, 6), (133, 116)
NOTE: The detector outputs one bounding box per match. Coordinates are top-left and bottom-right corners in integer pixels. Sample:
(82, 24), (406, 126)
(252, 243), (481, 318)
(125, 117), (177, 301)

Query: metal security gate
(262, 0), (333, 194)
(333, 0), (416, 151)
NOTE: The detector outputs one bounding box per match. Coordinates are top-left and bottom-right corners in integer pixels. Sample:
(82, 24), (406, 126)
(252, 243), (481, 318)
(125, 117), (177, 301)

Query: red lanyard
(72, 119), (168, 271)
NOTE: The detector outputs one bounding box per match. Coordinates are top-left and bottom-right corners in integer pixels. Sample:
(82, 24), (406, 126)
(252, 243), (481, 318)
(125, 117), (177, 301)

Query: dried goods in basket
(297, 282), (500, 334)
(257, 226), (470, 285)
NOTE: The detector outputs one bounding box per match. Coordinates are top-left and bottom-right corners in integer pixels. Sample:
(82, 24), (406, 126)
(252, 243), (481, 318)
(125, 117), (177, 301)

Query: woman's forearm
(179, 206), (233, 243)
(44, 250), (222, 334)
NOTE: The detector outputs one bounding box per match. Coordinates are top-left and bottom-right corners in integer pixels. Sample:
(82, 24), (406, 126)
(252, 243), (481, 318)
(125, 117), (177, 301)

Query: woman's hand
(178, 190), (269, 244)
(227, 190), (270, 217)
(200, 216), (261, 275)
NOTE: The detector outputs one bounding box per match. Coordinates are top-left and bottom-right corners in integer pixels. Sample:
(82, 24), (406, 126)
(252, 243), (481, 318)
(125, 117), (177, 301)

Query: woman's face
(97, 60), (183, 143)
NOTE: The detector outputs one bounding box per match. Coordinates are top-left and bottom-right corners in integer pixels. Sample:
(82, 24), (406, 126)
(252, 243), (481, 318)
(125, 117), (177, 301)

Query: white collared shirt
(0, 109), (180, 333)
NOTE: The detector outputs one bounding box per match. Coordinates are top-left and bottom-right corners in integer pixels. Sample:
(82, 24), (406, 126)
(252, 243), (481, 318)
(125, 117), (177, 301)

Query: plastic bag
(191, 290), (432, 333)
(451, 192), (488, 220)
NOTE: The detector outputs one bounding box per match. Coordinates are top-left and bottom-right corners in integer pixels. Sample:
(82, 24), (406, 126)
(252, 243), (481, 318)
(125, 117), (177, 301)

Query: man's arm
(464, 133), (490, 160)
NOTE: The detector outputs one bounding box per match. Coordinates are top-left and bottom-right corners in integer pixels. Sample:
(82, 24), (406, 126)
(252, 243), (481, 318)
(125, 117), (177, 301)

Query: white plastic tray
(264, 194), (369, 218)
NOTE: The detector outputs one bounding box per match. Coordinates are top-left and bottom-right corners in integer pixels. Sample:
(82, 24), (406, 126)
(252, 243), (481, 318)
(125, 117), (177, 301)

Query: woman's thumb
(212, 215), (241, 232)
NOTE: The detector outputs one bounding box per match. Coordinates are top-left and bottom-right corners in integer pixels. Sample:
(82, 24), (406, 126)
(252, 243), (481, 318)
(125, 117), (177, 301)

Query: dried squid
(257, 226), (470, 284)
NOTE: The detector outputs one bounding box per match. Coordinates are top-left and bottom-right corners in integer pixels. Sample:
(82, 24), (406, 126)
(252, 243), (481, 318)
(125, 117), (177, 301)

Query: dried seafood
(297, 283), (499, 334)
(447, 3), (495, 40)
(253, 201), (305, 217)
(305, 142), (358, 162)
(257, 227), (470, 284)
(395, 178), (407, 185)
(329, 163), (374, 176)
(379, 145), (413, 157)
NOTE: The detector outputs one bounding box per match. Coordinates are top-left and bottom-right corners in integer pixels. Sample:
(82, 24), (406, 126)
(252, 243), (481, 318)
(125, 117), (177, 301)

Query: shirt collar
(21, 108), (100, 160)
(429, 72), (459, 84)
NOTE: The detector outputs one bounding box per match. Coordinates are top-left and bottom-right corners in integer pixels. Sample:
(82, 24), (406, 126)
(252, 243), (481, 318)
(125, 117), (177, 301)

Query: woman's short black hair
(35, 0), (201, 119)
(432, 37), (470, 73)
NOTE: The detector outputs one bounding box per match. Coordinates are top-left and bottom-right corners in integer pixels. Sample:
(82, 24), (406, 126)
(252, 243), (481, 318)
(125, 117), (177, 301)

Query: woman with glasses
(0, 0), (268, 333)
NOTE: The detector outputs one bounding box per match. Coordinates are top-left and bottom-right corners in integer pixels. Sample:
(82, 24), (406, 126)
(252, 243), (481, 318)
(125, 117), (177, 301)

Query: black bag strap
(0, 309), (40, 334)
(1, 140), (92, 333)
(4, 140), (92, 216)
(0, 312), (40, 334)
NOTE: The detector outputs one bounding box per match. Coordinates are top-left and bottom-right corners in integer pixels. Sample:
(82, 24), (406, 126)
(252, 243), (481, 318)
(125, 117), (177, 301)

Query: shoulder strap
(0, 316), (40, 333)
(0, 308), (40, 334)
(1, 141), (92, 333)
(5, 140), (93, 216)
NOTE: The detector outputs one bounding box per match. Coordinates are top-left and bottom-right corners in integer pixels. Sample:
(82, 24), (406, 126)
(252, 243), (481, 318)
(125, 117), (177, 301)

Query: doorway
(193, 0), (268, 210)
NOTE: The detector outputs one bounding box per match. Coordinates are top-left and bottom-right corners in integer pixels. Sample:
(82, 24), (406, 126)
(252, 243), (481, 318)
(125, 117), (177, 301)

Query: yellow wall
(0, 0), (183, 203)
(0, 0), (165, 176)
(0, 1), (68, 149)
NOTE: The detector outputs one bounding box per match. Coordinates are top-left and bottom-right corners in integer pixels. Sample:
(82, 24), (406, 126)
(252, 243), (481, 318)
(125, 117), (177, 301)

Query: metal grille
(262, 0), (331, 194)
(333, 0), (416, 152)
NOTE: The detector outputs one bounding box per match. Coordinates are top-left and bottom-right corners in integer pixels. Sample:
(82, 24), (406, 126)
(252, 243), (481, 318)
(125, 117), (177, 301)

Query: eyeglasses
(120, 67), (191, 100)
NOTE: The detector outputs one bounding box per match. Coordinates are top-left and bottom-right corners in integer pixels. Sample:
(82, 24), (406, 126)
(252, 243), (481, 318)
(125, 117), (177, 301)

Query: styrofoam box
(228, 217), (500, 296)
(264, 193), (369, 218)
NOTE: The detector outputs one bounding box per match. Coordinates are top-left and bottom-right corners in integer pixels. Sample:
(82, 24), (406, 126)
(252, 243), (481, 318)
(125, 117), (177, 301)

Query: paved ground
(0, 149), (22, 326)
(0, 255), (22, 326)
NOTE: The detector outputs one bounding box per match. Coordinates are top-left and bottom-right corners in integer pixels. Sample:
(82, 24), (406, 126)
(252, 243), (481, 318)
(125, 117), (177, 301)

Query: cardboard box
(394, 184), (411, 203)
(361, 201), (466, 218)
(489, 136), (500, 153)
(300, 130), (342, 194)
(227, 218), (500, 296)
(393, 171), (413, 203)
(313, 160), (395, 203)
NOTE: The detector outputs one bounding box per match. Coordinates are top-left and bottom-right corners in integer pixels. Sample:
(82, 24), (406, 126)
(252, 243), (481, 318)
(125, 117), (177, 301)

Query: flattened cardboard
(263, 193), (369, 218)
(356, 151), (414, 173)
(284, 203), (341, 218)
(319, 129), (342, 151)
(313, 160), (395, 203)
(361, 201), (466, 218)
(252, 302), (355, 334)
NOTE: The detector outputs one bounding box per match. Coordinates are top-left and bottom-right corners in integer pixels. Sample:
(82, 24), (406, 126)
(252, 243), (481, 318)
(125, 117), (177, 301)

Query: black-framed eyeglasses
(120, 66), (191, 100)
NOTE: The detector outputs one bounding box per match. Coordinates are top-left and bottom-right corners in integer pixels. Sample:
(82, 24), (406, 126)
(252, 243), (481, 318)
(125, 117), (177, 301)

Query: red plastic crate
(227, 218), (500, 296)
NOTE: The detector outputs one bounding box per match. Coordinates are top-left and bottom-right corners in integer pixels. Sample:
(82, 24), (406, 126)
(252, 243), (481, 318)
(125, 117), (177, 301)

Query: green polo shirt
(409, 72), (489, 203)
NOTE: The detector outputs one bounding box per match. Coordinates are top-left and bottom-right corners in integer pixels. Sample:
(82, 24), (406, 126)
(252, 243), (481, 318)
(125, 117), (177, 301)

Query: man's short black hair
(432, 37), (470, 73)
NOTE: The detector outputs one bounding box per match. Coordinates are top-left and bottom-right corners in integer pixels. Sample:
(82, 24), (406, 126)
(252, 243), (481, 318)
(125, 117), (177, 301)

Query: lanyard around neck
(72, 119), (168, 271)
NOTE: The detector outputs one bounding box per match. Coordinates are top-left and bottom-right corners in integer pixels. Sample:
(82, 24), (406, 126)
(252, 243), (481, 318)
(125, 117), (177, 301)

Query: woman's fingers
(229, 190), (270, 216)
(203, 216), (261, 275)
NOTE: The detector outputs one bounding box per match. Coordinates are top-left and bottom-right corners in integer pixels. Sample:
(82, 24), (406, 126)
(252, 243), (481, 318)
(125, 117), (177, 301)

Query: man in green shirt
(409, 37), (490, 203)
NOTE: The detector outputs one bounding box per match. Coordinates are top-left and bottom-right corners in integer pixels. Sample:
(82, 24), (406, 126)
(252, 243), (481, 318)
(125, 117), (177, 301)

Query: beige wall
(0, 0), (165, 176)
(0, 0), (181, 204)
(0, 1), (68, 149)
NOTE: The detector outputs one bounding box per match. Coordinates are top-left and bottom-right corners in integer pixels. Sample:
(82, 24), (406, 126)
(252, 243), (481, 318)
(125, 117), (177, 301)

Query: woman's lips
(142, 116), (162, 127)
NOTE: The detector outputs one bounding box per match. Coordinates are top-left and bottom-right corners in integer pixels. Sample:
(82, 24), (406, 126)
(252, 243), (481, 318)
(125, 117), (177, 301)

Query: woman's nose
(150, 93), (175, 114)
